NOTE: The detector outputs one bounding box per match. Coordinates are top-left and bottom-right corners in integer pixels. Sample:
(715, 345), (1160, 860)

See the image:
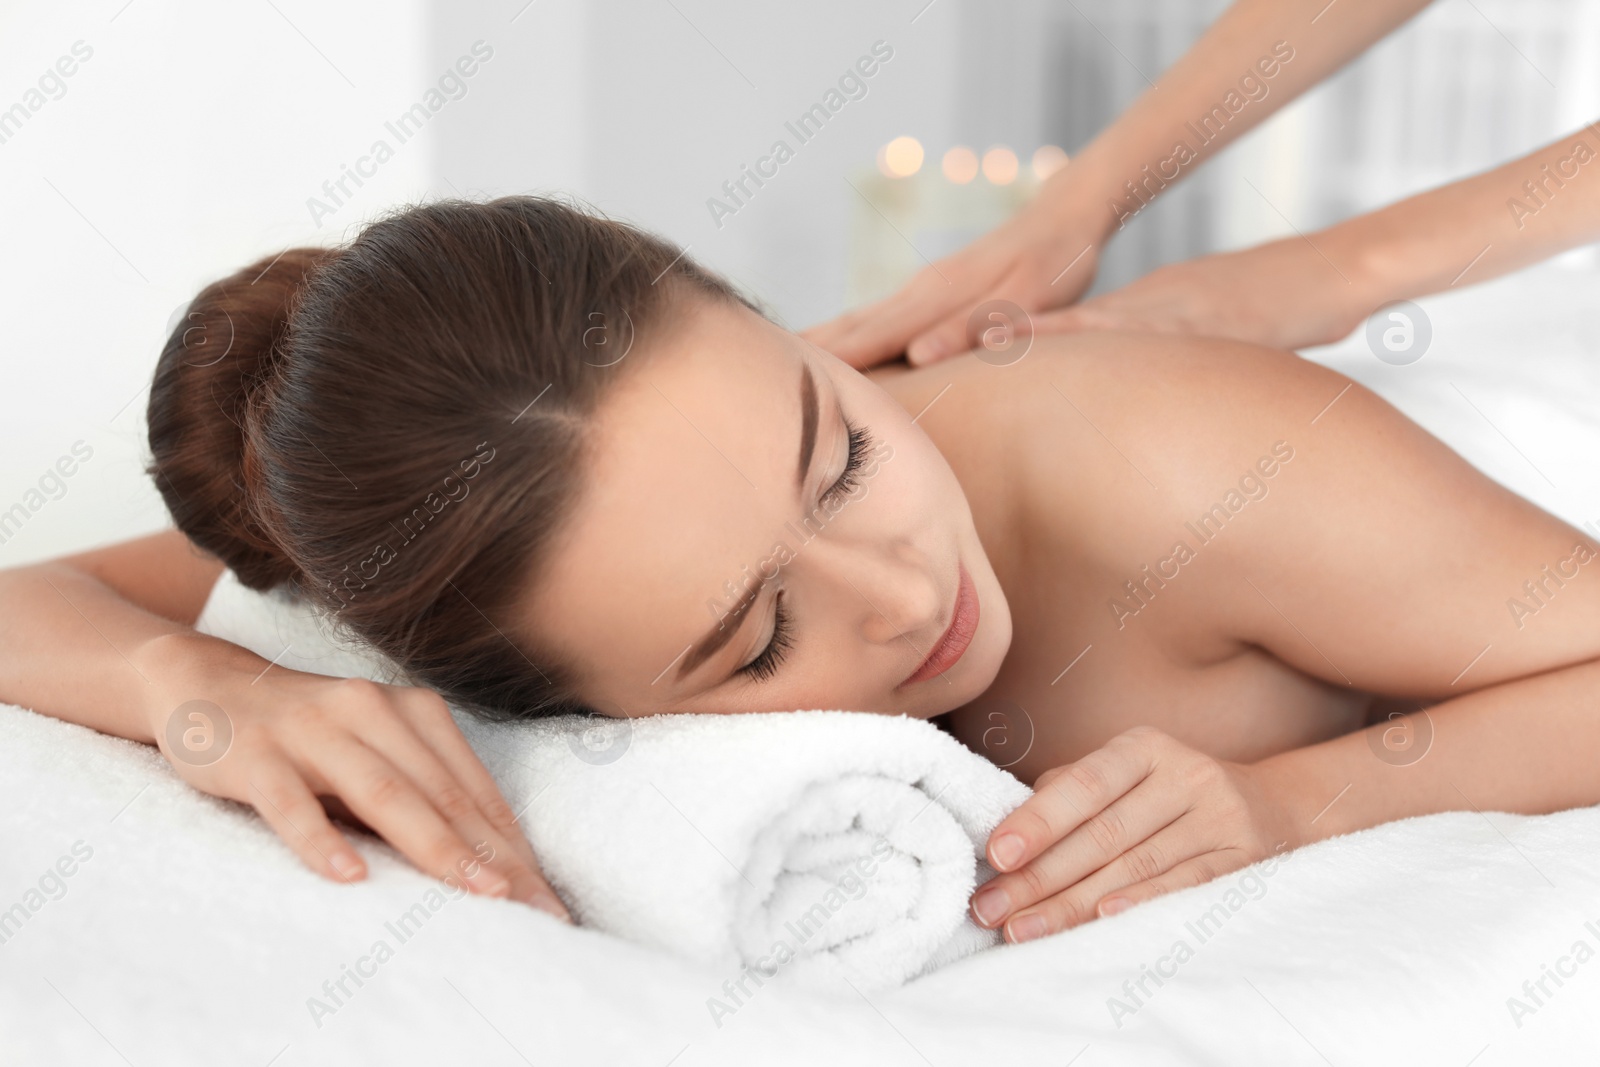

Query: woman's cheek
(899, 430), (957, 509)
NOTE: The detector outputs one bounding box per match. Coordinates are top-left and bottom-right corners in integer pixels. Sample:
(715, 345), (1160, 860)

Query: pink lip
(899, 562), (979, 688)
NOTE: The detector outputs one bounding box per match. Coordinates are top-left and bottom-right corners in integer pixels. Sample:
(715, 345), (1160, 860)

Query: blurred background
(2, 0), (1597, 564)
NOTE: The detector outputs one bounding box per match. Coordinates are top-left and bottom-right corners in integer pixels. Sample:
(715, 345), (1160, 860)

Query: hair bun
(146, 246), (338, 590)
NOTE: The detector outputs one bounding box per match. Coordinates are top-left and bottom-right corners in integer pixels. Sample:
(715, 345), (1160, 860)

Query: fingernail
(532, 892), (572, 923)
(467, 869), (511, 898)
(971, 885), (1010, 928)
(989, 833), (1025, 871)
(1007, 913), (1048, 944)
(1099, 896), (1132, 918)
(331, 852), (365, 882)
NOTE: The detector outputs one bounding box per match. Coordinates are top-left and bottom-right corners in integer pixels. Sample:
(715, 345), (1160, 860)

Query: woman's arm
(1258, 655), (1600, 842)
(968, 647), (1600, 940)
(1207, 333), (1600, 820)
(960, 333), (1600, 938)
(0, 531), (222, 741)
(1035, 122), (1600, 349)
(0, 531), (570, 919)
(804, 0), (1436, 368)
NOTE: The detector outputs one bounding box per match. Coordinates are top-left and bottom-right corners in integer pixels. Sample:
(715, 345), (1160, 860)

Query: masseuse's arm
(966, 335), (1600, 939)
(1032, 122), (1600, 350)
(805, 0), (1436, 368)
(0, 530), (570, 919)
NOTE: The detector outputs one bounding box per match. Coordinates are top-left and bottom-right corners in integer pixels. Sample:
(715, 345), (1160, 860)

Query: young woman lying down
(4, 196), (1597, 948)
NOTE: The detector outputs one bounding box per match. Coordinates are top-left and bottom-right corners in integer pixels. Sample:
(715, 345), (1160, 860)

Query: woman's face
(523, 296), (1012, 720)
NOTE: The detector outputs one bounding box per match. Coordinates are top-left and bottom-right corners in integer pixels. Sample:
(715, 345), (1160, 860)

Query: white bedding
(3, 264), (1600, 1065)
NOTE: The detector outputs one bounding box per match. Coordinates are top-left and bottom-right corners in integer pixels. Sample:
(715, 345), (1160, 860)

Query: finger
(802, 298), (897, 369)
(824, 271), (973, 369)
(319, 793), (373, 834)
(386, 690), (537, 872)
(798, 310), (893, 371)
(353, 707), (550, 910)
(337, 704), (555, 911)
(299, 732), (515, 901)
(830, 321), (911, 370)
(985, 729), (1161, 874)
(1001, 823), (1226, 943)
(1028, 304), (1113, 336)
(799, 309), (865, 352)
(245, 758), (368, 884)
(907, 280), (1053, 366)
(389, 693), (570, 919)
(1095, 851), (1248, 920)
(970, 777), (1189, 927)
(1014, 818), (1207, 935)
(905, 308), (977, 367)
(800, 316), (902, 375)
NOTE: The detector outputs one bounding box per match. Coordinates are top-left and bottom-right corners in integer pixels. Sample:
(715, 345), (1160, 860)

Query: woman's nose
(830, 539), (942, 648)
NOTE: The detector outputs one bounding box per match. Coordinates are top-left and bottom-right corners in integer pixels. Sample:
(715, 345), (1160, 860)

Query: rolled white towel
(461, 709), (1032, 991)
(196, 570), (1032, 991)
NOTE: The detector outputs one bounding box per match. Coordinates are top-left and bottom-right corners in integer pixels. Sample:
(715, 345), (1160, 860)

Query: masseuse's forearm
(1323, 123), (1600, 301)
(1040, 0), (1434, 233)
(0, 561), (253, 742)
(1255, 656), (1600, 845)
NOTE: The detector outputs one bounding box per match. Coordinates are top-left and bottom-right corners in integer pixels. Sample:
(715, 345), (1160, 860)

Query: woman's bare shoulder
(870, 329), (1347, 418)
(878, 331), (1367, 575)
(874, 330), (1353, 495)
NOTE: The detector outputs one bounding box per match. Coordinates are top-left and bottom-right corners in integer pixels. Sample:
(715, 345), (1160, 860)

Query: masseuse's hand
(1031, 232), (1373, 351)
(801, 176), (1109, 370)
(968, 725), (1296, 942)
(142, 634), (570, 920)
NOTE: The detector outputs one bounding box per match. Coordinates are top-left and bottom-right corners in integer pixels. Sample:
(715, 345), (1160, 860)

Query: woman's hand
(969, 726), (1299, 943)
(1028, 232), (1376, 351)
(801, 177), (1110, 370)
(138, 632), (570, 920)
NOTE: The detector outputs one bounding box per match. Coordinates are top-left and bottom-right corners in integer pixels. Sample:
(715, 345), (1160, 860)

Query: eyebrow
(796, 363), (818, 489)
(674, 576), (769, 681)
(674, 362), (819, 683)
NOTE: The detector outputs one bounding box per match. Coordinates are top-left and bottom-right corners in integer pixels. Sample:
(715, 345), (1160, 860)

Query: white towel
(195, 570), (1032, 991)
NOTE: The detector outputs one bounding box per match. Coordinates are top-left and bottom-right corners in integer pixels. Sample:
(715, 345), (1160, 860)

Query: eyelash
(823, 419), (875, 506)
(739, 591), (792, 681)
(738, 419), (875, 682)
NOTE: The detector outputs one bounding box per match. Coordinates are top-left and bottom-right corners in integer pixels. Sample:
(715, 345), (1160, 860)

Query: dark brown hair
(146, 196), (753, 720)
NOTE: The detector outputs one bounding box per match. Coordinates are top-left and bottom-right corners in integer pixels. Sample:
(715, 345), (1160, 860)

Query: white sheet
(4, 700), (1599, 1065)
(4, 263), (1600, 1064)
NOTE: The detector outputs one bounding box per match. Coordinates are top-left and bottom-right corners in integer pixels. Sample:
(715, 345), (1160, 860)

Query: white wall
(565, 0), (967, 329)
(0, 1), (436, 563)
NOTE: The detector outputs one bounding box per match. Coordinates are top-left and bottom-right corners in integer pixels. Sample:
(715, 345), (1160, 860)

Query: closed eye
(736, 408), (875, 685)
(737, 590), (791, 680)
(823, 419), (874, 506)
